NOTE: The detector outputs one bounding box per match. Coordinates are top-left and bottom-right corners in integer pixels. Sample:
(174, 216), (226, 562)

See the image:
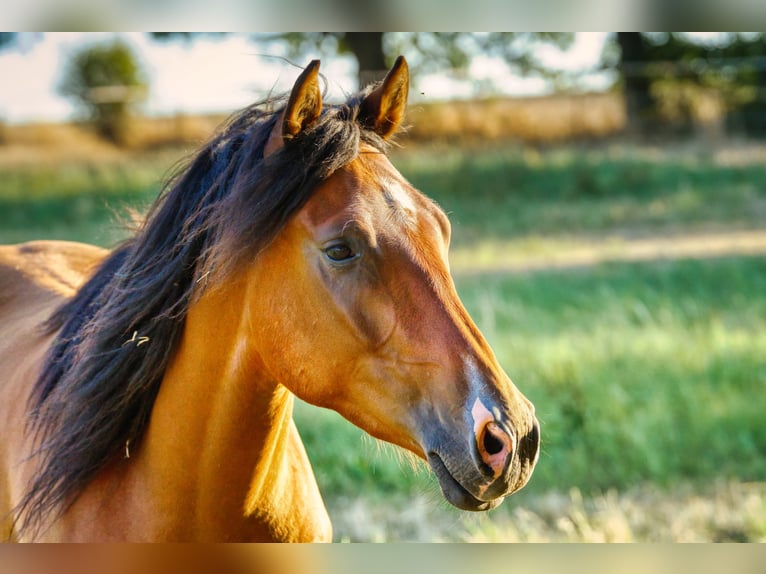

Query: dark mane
(16, 84), (390, 537)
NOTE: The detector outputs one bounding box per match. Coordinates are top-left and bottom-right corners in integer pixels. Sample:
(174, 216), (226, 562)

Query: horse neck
(132, 274), (301, 539)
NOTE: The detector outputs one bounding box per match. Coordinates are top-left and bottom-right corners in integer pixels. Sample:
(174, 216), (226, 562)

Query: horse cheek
(349, 284), (397, 351)
(316, 262), (397, 352)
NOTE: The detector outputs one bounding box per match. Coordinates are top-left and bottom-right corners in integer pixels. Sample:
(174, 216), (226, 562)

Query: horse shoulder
(242, 417), (332, 542)
(282, 417), (333, 542)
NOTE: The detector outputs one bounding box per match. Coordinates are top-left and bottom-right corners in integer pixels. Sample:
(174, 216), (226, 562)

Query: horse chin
(427, 452), (503, 512)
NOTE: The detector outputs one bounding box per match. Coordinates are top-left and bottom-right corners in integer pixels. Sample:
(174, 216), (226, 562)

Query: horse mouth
(427, 452), (503, 512)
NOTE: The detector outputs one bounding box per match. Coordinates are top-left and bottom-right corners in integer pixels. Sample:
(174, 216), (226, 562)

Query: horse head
(248, 57), (539, 511)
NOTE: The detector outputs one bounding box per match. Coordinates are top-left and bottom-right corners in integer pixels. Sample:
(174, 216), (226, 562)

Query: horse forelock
(15, 86), (390, 538)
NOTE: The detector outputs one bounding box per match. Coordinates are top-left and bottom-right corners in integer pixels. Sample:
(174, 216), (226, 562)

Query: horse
(0, 56), (540, 542)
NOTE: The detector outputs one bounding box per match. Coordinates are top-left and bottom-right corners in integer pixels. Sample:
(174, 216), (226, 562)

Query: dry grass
(0, 92), (626, 168)
(464, 482), (766, 543)
(329, 481), (766, 542)
(3, 89), (754, 163)
(0, 122), (123, 167)
(449, 229), (766, 276)
(125, 113), (227, 149)
(0, 113), (226, 168)
(406, 92), (626, 144)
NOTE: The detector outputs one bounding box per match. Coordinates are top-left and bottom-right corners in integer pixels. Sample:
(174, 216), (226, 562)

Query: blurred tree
(150, 32), (766, 137)
(150, 32), (227, 43)
(0, 32), (44, 53)
(278, 32), (575, 87)
(609, 33), (766, 136)
(0, 33), (17, 50)
(614, 33), (655, 135)
(151, 32), (575, 89)
(59, 39), (147, 144)
(0, 33), (21, 144)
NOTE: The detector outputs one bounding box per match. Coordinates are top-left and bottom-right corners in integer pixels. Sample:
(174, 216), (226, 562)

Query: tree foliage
(264, 32), (575, 86)
(79, 32), (766, 137)
(59, 39), (147, 144)
(612, 33), (766, 135)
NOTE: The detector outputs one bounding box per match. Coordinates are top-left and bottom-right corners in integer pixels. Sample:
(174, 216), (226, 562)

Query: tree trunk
(345, 33), (387, 88)
(617, 32), (657, 136)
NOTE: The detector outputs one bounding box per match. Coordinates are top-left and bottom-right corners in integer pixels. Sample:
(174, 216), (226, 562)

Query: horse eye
(324, 242), (357, 263)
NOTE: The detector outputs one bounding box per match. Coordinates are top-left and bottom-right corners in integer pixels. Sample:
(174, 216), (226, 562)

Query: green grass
(3, 143), (765, 247)
(0, 151), (178, 245)
(392, 144), (766, 246)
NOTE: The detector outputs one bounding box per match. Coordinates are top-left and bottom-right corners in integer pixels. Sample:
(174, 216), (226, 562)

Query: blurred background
(1, 32), (765, 542)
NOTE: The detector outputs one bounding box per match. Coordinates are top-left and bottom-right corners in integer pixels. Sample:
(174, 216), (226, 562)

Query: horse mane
(15, 84), (391, 537)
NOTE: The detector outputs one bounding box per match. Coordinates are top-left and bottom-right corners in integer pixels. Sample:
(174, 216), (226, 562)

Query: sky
(0, 32), (613, 124)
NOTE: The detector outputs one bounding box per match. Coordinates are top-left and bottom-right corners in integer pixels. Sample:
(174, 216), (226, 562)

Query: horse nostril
(477, 421), (513, 478)
(483, 426), (505, 456)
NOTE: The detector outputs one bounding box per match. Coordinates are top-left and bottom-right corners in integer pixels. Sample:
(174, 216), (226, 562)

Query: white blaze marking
(384, 178), (417, 218)
(471, 397), (494, 438)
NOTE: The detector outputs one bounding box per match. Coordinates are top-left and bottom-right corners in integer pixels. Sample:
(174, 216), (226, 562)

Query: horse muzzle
(424, 406), (540, 512)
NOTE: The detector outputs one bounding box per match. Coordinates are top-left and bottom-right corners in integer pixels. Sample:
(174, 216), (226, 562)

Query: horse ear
(282, 59), (322, 140)
(265, 60), (322, 155)
(360, 55), (409, 139)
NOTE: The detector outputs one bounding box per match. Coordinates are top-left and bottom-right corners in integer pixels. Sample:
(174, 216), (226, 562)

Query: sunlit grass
(393, 143), (766, 248)
(3, 142), (765, 248)
(0, 150), (178, 245)
(325, 481), (766, 542)
(460, 481), (766, 542)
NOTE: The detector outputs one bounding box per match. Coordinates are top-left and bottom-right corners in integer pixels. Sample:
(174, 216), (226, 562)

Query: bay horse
(0, 57), (539, 542)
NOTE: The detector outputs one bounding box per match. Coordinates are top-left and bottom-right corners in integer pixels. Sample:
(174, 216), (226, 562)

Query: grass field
(1, 134), (765, 541)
